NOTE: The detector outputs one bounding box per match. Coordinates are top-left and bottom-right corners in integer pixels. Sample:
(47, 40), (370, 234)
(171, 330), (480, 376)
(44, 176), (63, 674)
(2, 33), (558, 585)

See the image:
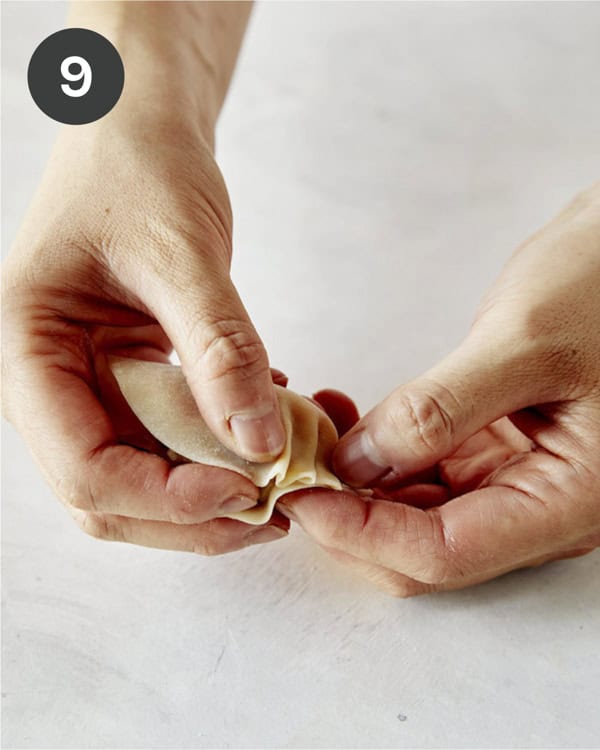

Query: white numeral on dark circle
(60, 55), (92, 97)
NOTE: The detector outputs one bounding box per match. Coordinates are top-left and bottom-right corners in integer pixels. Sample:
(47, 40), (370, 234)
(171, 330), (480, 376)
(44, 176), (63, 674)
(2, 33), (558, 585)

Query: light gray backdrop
(2, 2), (600, 748)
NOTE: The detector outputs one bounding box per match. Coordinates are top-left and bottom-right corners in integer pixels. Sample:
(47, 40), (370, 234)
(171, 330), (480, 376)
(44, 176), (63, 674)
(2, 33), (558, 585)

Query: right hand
(280, 183), (600, 594)
(2, 115), (289, 554)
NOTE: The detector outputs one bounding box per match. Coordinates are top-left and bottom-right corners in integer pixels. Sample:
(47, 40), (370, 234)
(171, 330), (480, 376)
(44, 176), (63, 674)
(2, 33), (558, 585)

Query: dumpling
(109, 357), (342, 524)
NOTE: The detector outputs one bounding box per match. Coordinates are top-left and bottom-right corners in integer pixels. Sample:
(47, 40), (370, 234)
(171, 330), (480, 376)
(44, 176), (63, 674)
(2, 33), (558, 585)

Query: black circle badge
(28, 28), (124, 125)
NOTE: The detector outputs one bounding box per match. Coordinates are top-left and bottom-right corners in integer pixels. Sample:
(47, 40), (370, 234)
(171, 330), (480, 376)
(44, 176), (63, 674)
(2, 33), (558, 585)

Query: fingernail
(246, 525), (288, 546)
(219, 495), (257, 515)
(230, 408), (286, 459)
(333, 429), (389, 487)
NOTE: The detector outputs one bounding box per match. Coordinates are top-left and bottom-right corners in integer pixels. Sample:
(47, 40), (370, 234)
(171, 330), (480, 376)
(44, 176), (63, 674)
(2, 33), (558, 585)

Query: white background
(2, 2), (600, 748)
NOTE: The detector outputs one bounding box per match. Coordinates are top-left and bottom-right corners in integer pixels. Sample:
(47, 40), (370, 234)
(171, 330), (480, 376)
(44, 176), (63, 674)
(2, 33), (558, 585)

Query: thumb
(333, 332), (560, 487)
(140, 262), (285, 463)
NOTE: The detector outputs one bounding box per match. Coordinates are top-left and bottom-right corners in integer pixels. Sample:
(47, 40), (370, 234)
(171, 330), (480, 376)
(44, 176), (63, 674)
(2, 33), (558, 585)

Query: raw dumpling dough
(110, 357), (342, 524)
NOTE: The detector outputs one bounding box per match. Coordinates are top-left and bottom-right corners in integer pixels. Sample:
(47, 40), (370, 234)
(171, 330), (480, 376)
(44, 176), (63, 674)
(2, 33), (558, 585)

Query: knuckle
(386, 578), (415, 598)
(191, 540), (215, 556)
(388, 384), (457, 458)
(387, 579), (428, 598)
(416, 556), (449, 585)
(351, 502), (451, 585)
(71, 506), (128, 545)
(388, 584), (411, 599)
(191, 536), (219, 557)
(164, 495), (202, 525)
(401, 542), (449, 585)
(77, 512), (113, 541)
(196, 317), (269, 383)
(56, 476), (93, 512)
(64, 492), (91, 511)
(191, 520), (236, 556)
(412, 508), (452, 585)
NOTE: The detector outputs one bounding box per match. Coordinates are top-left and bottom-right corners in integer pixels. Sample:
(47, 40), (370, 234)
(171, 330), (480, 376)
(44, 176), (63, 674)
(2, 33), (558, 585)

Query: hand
(2, 2), (289, 554)
(279, 183), (600, 595)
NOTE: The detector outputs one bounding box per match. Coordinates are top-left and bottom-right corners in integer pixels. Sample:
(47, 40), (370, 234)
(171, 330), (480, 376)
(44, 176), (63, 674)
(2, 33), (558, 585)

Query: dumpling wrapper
(110, 357), (342, 524)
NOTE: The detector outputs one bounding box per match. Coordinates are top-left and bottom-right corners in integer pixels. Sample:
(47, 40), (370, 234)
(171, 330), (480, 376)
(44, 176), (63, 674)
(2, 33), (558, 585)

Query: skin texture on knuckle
(199, 317), (269, 385)
(381, 383), (458, 463)
(488, 455), (597, 547)
(162, 493), (207, 526)
(64, 493), (93, 512)
(190, 520), (240, 556)
(317, 501), (364, 551)
(54, 472), (95, 513)
(406, 509), (452, 585)
(361, 564), (434, 597)
(360, 570), (416, 598)
(77, 512), (115, 541)
(343, 500), (451, 586)
(387, 578), (433, 598)
(191, 538), (222, 556)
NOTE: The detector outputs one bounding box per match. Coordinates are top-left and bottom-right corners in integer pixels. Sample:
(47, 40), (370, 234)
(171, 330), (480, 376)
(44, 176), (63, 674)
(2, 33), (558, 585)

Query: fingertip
(312, 388), (360, 436)
(332, 428), (390, 487)
(278, 488), (361, 526)
(270, 368), (289, 387)
(229, 405), (286, 462)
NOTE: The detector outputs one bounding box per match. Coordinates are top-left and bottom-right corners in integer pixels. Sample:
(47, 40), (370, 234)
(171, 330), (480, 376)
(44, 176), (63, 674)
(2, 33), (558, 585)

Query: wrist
(66, 1), (236, 150)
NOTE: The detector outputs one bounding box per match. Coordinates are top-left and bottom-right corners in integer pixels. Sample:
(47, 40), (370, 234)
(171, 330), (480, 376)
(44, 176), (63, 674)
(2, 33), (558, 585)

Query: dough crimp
(110, 357), (342, 524)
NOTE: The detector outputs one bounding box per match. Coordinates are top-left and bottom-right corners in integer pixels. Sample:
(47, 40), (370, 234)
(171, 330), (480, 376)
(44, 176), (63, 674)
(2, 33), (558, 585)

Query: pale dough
(109, 357), (342, 524)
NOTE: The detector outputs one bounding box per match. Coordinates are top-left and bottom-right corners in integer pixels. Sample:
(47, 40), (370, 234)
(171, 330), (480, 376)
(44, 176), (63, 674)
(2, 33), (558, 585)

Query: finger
(106, 345), (171, 363)
(270, 368), (288, 387)
(279, 490), (446, 581)
(83, 445), (261, 523)
(332, 333), (567, 487)
(376, 465), (441, 489)
(322, 543), (592, 597)
(324, 538), (597, 597)
(13, 346), (261, 525)
(280, 445), (599, 587)
(507, 402), (591, 463)
(372, 483), (450, 508)
(90, 323), (173, 357)
(373, 418), (530, 494)
(69, 508), (289, 555)
(312, 389), (360, 437)
(322, 546), (433, 598)
(526, 546), (598, 567)
(95, 350), (173, 454)
(438, 418), (532, 496)
(136, 258), (285, 462)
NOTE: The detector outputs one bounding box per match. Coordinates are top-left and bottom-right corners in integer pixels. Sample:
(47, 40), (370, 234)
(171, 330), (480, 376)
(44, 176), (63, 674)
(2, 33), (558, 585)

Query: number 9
(60, 55), (92, 98)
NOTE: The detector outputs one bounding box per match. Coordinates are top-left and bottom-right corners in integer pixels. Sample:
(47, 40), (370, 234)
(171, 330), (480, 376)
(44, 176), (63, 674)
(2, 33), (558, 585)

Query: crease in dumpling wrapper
(110, 357), (342, 524)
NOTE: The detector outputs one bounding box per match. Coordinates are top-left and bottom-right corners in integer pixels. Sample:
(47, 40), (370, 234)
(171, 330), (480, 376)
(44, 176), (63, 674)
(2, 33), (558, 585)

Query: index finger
(11, 346), (260, 525)
(279, 449), (597, 586)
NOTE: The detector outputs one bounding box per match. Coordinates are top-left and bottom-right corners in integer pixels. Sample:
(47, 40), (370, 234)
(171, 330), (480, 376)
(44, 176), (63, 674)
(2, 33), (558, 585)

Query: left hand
(278, 184), (600, 596)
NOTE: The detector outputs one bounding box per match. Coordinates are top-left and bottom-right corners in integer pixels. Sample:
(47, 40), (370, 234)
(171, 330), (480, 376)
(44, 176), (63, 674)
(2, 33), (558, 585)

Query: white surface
(2, 2), (600, 748)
